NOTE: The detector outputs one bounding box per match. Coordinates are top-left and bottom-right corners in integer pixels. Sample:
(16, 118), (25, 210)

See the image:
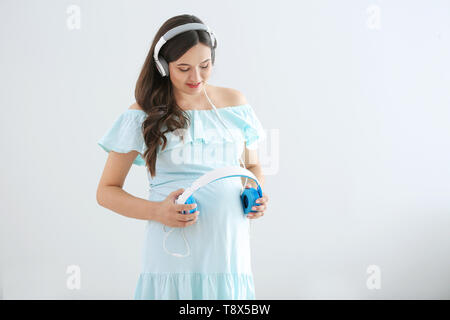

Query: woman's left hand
(244, 183), (269, 219)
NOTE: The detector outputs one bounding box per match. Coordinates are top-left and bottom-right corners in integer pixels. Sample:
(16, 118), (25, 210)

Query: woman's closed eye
(179, 65), (209, 72)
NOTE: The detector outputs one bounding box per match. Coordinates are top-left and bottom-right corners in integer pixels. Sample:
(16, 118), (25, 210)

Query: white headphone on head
(154, 22), (217, 77)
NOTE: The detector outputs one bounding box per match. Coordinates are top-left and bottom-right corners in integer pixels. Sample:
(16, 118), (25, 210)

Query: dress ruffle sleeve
(97, 109), (148, 166)
(225, 104), (267, 150)
(156, 104), (266, 154)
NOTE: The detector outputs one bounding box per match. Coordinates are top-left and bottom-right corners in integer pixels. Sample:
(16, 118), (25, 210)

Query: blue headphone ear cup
(241, 188), (260, 214)
(183, 194), (197, 214)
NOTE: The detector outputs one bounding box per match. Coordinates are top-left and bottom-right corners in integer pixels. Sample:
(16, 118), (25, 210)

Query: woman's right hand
(154, 188), (200, 228)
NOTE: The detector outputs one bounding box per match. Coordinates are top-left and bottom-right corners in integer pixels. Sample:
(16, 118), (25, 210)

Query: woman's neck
(174, 84), (215, 110)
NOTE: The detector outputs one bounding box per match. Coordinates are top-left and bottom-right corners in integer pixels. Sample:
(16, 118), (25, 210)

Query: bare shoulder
(221, 86), (248, 107)
(128, 102), (143, 110)
(210, 85), (248, 108)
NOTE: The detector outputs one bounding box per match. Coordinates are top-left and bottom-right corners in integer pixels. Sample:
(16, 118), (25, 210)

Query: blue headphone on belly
(175, 166), (263, 215)
(163, 166), (263, 258)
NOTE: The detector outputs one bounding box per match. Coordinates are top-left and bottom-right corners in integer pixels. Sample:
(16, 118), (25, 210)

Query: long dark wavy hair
(135, 14), (217, 178)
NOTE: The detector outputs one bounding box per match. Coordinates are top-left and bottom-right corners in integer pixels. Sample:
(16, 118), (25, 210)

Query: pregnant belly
(142, 176), (252, 273)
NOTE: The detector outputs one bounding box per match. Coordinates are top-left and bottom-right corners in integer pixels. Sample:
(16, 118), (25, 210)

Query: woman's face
(168, 43), (212, 95)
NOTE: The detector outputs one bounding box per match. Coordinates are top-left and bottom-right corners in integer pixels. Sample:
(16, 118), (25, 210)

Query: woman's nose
(189, 68), (202, 81)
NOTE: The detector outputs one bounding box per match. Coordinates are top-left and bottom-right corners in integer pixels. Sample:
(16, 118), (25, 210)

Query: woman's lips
(187, 82), (201, 88)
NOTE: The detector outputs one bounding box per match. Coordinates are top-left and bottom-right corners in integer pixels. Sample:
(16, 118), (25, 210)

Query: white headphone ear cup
(159, 57), (169, 76)
(211, 32), (217, 49)
(157, 64), (165, 76)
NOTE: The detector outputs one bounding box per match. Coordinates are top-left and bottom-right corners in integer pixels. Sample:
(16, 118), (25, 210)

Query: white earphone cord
(162, 86), (252, 258)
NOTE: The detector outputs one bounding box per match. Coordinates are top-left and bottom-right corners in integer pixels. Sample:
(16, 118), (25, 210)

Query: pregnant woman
(96, 14), (269, 300)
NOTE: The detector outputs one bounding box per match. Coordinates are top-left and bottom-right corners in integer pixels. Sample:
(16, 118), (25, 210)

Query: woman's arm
(245, 164), (265, 189)
(241, 145), (265, 189)
(96, 149), (160, 221)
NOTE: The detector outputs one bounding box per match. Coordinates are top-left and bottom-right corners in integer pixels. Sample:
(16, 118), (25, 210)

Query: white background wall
(1, 0), (449, 299)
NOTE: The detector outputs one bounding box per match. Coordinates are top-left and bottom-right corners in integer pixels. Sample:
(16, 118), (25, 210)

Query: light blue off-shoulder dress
(97, 101), (266, 300)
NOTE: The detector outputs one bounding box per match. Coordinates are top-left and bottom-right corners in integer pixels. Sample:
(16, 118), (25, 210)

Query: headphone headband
(153, 22), (217, 77)
(175, 166), (262, 204)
